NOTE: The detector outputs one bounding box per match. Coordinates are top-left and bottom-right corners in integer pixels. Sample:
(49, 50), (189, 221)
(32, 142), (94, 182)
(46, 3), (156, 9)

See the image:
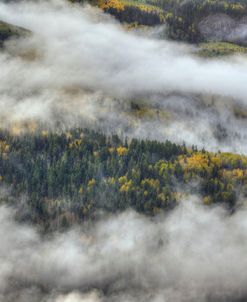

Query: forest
(2, 0), (247, 56)
(0, 128), (246, 230)
(1, 1), (247, 301)
(96, 0), (247, 43)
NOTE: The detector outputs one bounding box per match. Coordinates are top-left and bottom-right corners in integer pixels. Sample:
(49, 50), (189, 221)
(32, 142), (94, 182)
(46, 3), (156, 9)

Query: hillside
(0, 20), (28, 46)
(1, 128), (246, 230)
(93, 0), (247, 55)
(1, 1), (247, 301)
(96, 0), (247, 42)
(2, 0), (247, 56)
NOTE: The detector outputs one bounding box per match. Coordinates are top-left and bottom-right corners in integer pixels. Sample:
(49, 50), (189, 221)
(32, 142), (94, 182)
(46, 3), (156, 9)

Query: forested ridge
(1, 0), (247, 232)
(3, 0), (247, 38)
(1, 1), (247, 300)
(0, 128), (246, 230)
(2, 0), (247, 57)
(96, 0), (247, 43)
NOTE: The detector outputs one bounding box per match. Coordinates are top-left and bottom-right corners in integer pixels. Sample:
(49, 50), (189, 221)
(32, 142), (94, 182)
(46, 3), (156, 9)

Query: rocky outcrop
(198, 14), (247, 45)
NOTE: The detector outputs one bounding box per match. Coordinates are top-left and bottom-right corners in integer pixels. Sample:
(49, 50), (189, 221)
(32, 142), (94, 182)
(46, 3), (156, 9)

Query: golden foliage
(141, 178), (160, 190)
(98, 0), (165, 21)
(88, 178), (96, 187)
(116, 146), (128, 156)
(0, 140), (10, 159)
(120, 180), (133, 192)
(69, 139), (82, 149)
(203, 196), (211, 205)
(118, 175), (127, 184)
(118, 175), (133, 192)
(41, 130), (49, 137)
(179, 153), (209, 171)
(98, 0), (125, 11)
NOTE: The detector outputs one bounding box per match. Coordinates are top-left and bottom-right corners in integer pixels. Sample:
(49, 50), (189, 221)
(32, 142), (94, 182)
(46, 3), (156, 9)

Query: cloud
(1, 0), (247, 153)
(1, 3), (247, 301)
(50, 292), (101, 302)
(1, 198), (247, 302)
(2, 0), (247, 98)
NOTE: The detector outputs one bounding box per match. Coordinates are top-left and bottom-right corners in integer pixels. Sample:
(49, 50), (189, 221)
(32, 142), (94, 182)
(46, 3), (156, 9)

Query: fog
(1, 1), (247, 152)
(0, 198), (247, 302)
(1, 2), (247, 301)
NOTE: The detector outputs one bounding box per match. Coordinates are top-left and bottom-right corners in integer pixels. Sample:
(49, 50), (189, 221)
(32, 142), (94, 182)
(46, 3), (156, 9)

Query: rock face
(198, 14), (236, 40)
(198, 14), (247, 44)
(231, 16), (247, 44)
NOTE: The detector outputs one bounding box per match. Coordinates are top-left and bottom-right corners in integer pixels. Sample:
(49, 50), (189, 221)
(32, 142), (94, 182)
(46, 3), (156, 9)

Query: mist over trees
(1, 0), (247, 301)
(0, 128), (246, 230)
(95, 0), (247, 43)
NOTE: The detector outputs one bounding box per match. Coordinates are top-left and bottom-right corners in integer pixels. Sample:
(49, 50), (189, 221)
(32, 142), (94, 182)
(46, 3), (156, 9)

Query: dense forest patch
(0, 128), (246, 230)
(91, 0), (247, 44)
(97, 0), (165, 25)
(3, 0), (247, 52)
